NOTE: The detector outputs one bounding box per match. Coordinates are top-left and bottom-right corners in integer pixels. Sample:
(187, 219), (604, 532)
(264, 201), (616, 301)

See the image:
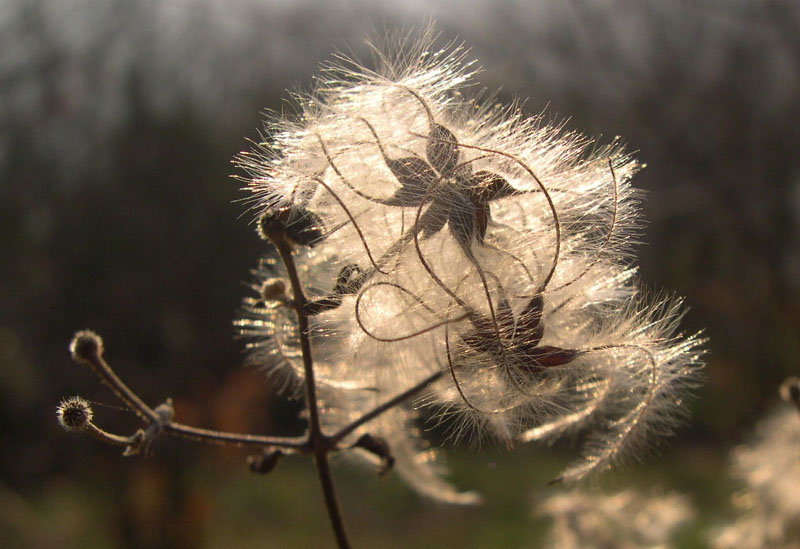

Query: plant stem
(271, 233), (351, 549)
(330, 370), (444, 445)
(314, 451), (351, 549)
(74, 341), (160, 424)
(84, 422), (140, 447)
(164, 423), (307, 449)
(65, 233), (459, 548)
(72, 333), (311, 452)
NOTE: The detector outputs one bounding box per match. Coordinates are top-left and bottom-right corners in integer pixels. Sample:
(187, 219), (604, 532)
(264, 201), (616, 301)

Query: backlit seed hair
(236, 28), (705, 501)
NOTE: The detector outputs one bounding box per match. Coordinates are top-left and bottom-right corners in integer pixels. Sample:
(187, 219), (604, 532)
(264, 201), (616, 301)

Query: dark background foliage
(2, 0), (798, 546)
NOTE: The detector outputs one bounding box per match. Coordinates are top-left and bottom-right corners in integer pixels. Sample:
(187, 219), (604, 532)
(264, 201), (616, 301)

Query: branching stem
(330, 370), (445, 444)
(62, 228), (453, 549)
(84, 422), (141, 447)
(70, 336), (310, 452)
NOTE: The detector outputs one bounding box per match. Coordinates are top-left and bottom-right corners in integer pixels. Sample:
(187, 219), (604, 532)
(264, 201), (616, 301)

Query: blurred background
(2, 0), (799, 546)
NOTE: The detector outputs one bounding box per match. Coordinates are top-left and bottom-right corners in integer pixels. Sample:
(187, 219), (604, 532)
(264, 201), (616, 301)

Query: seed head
(237, 28), (705, 501)
(538, 489), (694, 549)
(56, 396), (93, 431)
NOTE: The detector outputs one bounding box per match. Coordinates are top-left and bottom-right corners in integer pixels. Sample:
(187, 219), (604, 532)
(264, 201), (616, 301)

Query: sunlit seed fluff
(236, 28), (705, 502)
(712, 405), (800, 548)
(537, 489), (694, 549)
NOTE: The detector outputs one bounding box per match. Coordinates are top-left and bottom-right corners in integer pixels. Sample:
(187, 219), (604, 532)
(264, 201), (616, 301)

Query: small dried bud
(780, 377), (800, 406)
(69, 330), (103, 362)
(247, 449), (284, 474)
(261, 278), (288, 302)
(257, 207), (324, 246)
(333, 264), (363, 296)
(56, 396), (93, 431)
(353, 433), (395, 475)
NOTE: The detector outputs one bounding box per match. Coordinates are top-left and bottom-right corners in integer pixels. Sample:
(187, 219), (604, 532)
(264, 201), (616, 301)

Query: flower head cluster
(236, 31), (705, 502)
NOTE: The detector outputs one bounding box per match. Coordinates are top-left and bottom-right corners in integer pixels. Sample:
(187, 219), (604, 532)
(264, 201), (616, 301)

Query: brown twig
(68, 331), (310, 452)
(268, 231), (351, 549)
(330, 370), (444, 445)
(61, 227), (457, 549)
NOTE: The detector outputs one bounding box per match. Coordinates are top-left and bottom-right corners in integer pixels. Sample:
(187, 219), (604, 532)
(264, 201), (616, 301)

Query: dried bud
(247, 449), (284, 474)
(69, 330), (104, 362)
(56, 396), (93, 431)
(257, 207), (324, 246)
(780, 376), (800, 406)
(353, 433), (395, 475)
(261, 278), (288, 302)
(333, 264), (363, 296)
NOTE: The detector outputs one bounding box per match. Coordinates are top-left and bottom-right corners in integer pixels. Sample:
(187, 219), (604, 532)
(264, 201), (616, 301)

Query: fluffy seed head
(237, 27), (705, 501)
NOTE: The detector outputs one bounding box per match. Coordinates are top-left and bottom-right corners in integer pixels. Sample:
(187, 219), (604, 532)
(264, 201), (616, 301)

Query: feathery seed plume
(236, 28), (705, 502)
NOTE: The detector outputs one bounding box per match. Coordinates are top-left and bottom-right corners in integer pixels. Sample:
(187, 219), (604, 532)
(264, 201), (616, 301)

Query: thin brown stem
(72, 339), (159, 424)
(78, 404), (308, 453)
(269, 235), (325, 441)
(314, 452), (351, 549)
(163, 423), (307, 450)
(330, 370), (445, 444)
(70, 333), (308, 453)
(84, 422), (141, 447)
(269, 232), (351, 549)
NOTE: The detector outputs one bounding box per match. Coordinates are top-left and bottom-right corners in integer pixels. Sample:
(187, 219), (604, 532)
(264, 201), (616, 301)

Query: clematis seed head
(236, 26), (705, 501)
(57, 396), (93, 431)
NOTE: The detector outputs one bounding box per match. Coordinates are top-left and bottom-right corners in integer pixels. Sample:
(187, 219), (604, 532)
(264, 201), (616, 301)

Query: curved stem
(85, 422), (140, 447)
(71, 336), (310, 452)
